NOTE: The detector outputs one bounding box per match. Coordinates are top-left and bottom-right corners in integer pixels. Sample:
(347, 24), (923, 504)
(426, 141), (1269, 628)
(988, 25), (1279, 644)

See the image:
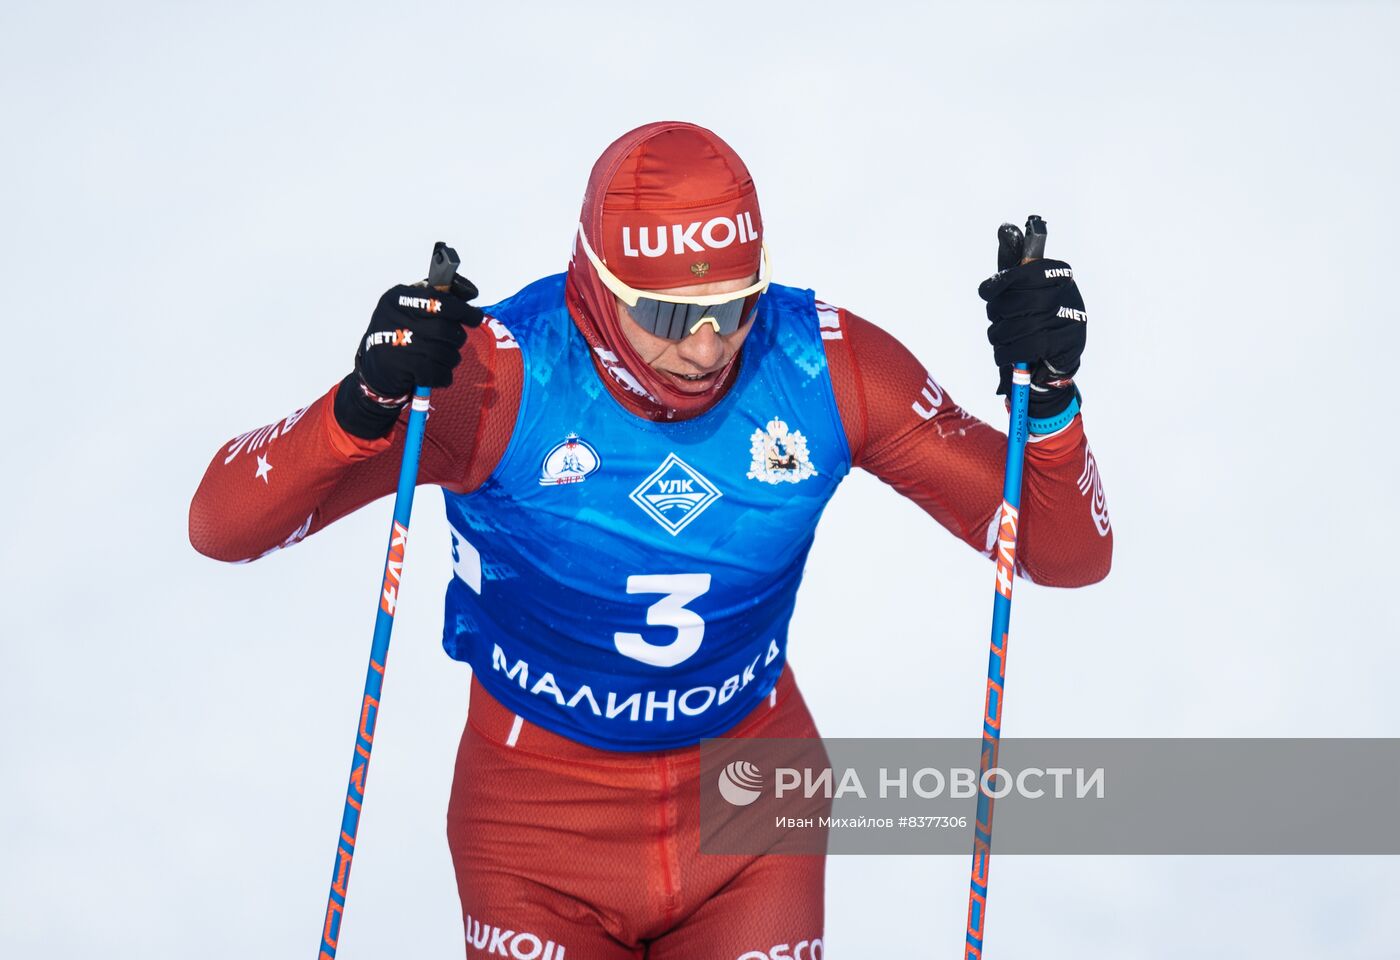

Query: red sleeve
(822, 305), (1112, 587)
(188, 319), (523, 563)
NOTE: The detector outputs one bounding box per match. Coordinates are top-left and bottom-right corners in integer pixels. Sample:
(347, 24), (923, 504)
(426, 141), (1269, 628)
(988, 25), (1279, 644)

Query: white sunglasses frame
(575, 224), (772, 308)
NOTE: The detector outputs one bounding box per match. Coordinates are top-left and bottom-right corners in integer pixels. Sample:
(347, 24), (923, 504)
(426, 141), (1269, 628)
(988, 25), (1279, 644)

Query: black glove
(978, 238), (1086, 421)
(333, 278), (484, 439)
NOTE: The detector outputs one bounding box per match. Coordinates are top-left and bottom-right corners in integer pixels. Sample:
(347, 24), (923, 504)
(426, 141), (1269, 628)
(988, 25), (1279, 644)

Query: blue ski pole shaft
(962, 361), (1029, 960)
(963, 215), (1046, 959)
(317, 385), (428, 959)
(318, 243), (461, 959)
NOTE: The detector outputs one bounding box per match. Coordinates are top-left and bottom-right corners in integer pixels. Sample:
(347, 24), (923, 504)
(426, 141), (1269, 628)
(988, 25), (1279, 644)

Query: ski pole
(963, 216), (1046, 959)
(317, 241), (462, 960)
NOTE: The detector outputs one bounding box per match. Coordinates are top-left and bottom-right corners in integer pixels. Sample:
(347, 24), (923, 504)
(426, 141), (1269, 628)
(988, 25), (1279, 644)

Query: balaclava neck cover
(564, 121), (764, 419)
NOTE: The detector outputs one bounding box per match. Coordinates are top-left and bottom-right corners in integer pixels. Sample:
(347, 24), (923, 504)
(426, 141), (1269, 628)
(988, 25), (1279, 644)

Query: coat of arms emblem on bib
(747, 418), (817, 484)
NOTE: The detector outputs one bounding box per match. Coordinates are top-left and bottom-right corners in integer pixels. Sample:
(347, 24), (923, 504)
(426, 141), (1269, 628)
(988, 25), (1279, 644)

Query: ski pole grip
(1022, 215), (1047, 262)
(428, 241), (461, 292)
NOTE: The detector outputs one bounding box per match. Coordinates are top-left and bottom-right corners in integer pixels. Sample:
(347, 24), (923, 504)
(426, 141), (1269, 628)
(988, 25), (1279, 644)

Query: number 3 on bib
(614, 574), (712, 668)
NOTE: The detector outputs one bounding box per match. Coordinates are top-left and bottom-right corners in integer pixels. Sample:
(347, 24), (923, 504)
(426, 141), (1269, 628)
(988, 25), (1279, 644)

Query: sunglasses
(576, 224), (772, 341)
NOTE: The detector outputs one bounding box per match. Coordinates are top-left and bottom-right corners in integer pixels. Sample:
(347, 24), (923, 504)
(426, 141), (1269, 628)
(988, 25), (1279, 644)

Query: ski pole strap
(1027, 390), (1080, 436)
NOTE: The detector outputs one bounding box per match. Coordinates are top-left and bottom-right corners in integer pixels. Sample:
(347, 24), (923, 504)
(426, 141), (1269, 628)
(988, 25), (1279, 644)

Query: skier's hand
(334, 280), (485, 439)
(978, 235), (1085, 422)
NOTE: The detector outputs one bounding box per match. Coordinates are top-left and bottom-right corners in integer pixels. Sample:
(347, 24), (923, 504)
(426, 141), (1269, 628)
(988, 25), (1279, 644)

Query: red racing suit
(190, 303), (1112, 958)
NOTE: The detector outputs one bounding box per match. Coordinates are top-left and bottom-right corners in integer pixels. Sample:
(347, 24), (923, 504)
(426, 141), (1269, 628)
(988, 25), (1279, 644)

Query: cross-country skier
(190, 121), (1111, 959)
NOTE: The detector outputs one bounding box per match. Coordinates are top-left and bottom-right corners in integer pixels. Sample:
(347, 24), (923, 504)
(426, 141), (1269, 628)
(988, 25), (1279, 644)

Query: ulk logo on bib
(629, 453), (722, 535)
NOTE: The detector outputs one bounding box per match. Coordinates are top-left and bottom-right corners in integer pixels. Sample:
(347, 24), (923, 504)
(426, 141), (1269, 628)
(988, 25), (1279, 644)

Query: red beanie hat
(565, 121), (764, 417)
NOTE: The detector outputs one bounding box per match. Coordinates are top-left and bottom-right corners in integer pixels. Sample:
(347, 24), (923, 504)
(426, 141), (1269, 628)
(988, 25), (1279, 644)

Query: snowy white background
(4, 1), (1398, 957)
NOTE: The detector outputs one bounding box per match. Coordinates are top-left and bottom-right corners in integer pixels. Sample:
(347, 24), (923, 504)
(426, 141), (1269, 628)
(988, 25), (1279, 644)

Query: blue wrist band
(1028, 391), (1081, 435)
